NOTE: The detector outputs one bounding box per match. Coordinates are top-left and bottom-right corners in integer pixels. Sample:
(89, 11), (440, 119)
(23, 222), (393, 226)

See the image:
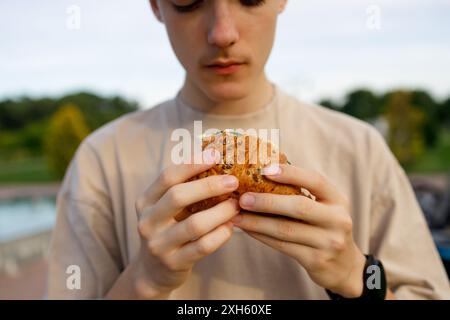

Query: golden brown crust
(174, 130), (314, 221)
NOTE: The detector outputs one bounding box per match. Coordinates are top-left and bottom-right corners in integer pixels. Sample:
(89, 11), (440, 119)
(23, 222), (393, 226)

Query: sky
(1, 0), (450, 108)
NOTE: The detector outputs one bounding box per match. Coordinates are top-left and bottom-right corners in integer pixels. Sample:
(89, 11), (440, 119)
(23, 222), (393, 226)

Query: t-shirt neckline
(175, 83), (279, 121)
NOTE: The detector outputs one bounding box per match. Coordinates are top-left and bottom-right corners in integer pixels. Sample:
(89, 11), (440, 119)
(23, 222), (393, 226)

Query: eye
(240, 0), (266, 7)
(172, 0), (266, 13)
(172, 0), (204, 13)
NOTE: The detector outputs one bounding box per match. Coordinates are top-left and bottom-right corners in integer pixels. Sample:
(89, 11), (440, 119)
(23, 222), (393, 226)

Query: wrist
(326, 253), (388, 300)
(133, 277), (172, 300)
(132, 259), (172, 300)
(333, 248), (366, 298)
(105, 257), (171, 300)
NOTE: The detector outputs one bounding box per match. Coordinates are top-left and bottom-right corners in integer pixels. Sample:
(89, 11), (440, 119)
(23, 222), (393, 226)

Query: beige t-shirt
(47, 84), (450, 299)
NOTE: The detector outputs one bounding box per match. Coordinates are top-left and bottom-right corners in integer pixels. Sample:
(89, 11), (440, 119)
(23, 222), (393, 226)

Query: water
(0, 197), (56, 243)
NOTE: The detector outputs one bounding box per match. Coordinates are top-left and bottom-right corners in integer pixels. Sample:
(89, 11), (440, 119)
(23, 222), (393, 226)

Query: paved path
(0, 259), (48, 299)
(0, 183), (60, 200)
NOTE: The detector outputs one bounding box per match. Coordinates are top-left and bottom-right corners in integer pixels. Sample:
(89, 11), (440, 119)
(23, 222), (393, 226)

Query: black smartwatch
(326, 254), (387, 300)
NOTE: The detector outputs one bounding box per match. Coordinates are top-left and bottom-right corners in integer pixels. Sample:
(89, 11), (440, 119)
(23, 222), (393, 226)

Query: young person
(47, 0), (450, 299)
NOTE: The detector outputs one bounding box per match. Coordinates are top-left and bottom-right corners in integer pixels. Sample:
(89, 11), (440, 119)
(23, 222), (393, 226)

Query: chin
(202, 81), (251, 102)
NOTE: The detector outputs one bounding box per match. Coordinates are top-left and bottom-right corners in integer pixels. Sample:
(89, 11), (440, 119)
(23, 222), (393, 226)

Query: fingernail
(222, 175), (238, 188)
(261, 164), (281, 176)
(231, 214), (242, 224)
(240, 193), (255, 207)
(203, 149), (221, 164)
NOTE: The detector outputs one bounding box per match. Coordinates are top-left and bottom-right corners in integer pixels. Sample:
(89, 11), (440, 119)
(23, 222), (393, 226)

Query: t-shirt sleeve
(46, 140), (123, 299)
(368, 128), (450, 299)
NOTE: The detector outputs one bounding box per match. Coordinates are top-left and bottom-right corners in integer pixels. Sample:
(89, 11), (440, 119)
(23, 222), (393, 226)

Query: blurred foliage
(0, 91), (138, 181)
(0, 97), (56, 131)
(0, 157), (54, 184)
(0, 87), (448, 183)
(0, 120), (48, 160)
(438, 97), (450, 129)
(342, 89), (383, 121)
(318, 98), (339, 111)
(384, 91), (426, 166)
(319, 88), (450, 169)
(410, 90), (439, 147)
(58, 93), (138, 130)
(44, 104), (90, 179)
(405, 128), (450, 173)
(0, 92), (138, 132)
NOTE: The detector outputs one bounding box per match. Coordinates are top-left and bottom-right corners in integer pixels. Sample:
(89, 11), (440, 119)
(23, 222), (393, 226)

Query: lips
(208, 60), (243, 67)
(206, 60), (246, 75)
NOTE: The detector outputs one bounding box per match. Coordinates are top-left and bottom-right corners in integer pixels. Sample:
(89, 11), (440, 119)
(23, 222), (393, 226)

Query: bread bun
(174, 130), (314, 221)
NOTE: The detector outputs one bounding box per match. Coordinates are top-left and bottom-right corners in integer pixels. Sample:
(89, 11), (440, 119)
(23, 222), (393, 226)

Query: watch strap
(326, 254), (387, 300)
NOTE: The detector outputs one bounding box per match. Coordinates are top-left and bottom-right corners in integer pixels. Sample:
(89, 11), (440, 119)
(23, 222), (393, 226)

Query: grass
(0, 157), (57, 185)
(405, 128), (450, 174)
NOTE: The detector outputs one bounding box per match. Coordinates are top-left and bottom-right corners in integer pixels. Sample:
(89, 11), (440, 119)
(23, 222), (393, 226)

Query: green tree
(58, 92), (138, 130)
(319, 98), (340, 111)
(44, 104), (90, 179)
(384, 91), (426, 166)
(0, 97), (58, 131)
(410, 90), (439, 147)
(341, 89), (382, 120)
(438, 97), (450, 129)
(0, 92), (138, 132)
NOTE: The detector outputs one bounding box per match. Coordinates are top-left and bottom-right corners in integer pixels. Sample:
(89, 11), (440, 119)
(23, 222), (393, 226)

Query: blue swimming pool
(0, 197), (56, 242)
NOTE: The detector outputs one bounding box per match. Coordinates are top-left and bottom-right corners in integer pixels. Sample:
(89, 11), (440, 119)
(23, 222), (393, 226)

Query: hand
(133, 149), (240, 298)
(232, 164), (366, 298)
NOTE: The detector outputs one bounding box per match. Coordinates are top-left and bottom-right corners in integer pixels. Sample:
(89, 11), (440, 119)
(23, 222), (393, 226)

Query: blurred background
(0, 0), (449, 299)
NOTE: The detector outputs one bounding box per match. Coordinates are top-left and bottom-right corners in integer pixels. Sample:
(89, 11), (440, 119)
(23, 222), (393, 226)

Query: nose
(207, 3), (239, 48)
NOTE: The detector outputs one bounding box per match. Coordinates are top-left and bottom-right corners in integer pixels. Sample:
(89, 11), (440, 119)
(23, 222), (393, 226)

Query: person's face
(150, 0), (287, 102)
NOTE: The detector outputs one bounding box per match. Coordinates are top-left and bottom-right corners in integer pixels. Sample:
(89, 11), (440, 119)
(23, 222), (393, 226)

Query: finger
(151, 199), (239, 253)
(261, 164), (344, 203)
(170, 221), (234, 267)
(152, 174), (239, 222)
(239, 192), (339, 227)
(245, 231), (317, 268)
(136, 149), (222, 215)
(232, 213), (326, 249)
